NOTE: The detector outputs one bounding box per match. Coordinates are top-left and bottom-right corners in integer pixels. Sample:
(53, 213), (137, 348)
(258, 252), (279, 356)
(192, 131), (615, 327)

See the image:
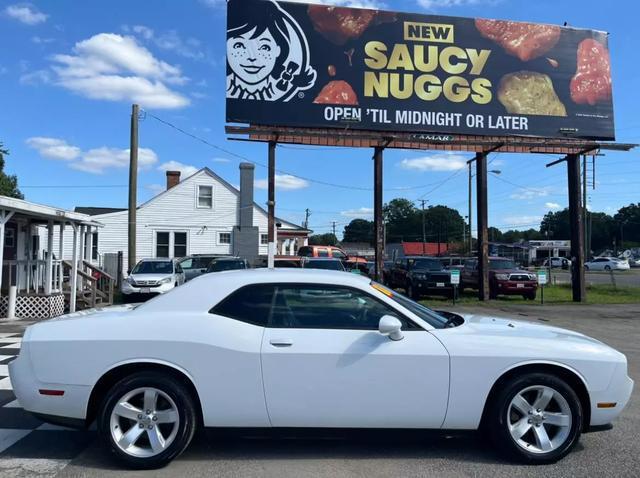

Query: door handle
(269, 339), (293, 347)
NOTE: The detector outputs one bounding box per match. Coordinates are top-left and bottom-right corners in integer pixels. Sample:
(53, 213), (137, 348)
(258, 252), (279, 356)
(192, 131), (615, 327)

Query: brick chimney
(233, 162), (259, 265)
(166, 171), (180, 190)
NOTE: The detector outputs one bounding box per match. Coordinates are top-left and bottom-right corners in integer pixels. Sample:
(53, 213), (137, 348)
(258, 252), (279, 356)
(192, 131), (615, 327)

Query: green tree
(342, 219), (373, 244)
(0, 143), (23, 199)
(614, 203), (640, 248)
(488, 227), (503, 242)
(308, 233), (338, 246)
(383, 198), (419, 242)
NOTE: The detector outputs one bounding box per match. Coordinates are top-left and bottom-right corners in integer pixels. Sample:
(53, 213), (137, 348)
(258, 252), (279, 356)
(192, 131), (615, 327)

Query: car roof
(212, 257), (242, 261)
(137, 258), (173, 263)
(404, 256), (440, 259)
(305, 257), (342, 261)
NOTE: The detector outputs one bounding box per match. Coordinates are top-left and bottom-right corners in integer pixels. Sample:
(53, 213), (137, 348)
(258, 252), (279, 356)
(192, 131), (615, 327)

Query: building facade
(41, 164), (309, 270)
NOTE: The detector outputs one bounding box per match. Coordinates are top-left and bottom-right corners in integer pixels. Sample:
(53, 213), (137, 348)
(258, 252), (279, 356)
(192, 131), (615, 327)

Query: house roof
(0, 195), (102, 227)
(75, 207), (126, 216)
(79, 167), (310, 232)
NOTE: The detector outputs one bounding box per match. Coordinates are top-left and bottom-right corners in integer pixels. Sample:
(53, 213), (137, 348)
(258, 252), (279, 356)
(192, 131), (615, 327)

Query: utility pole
(582, 155), (588, 258)
(420, 199), (427, 255)
(373, 146), (384, 282)
(303, 208), (310, 230)
(127, 104), (139, 272)
(331, 221), (337, 237)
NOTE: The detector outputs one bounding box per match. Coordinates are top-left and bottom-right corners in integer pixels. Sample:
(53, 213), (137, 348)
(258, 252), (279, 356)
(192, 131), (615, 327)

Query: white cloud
(19, 69), (51, 85)
(157, 160), (199, 178)
(26, 137), (81, 161)
(212, 157), (230, 163)
(50, 33), (190, 109)
(32, 36), (54, 44)
(125, 25), (205, 61)
(73, 147), (157, 174)
(399, 153), (467, 172)
(341, 207), (374, 218)
(502, 215), (543, 228)
(27, 136), (158, 174)
(509, 187), (551, 200)
(4, 4), (47, 25)
(255, 174), (309, 191)
(545, 202), (561, 210)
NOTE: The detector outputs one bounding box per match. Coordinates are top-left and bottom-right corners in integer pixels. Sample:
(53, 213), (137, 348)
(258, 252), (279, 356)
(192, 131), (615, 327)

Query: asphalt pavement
(1, 304), (639, 477)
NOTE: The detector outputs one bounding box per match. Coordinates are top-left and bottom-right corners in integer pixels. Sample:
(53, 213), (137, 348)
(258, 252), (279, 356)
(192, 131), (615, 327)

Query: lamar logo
(404, 22), (454, 43)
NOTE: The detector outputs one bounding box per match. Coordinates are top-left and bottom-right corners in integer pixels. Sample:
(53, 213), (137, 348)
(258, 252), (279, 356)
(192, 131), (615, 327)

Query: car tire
(486, 372), (582, 464)
(604, 265), (611, 271)
(584, 265), (589, 271)
(98, 371), (197, 470)
(524, 292), (536, 300)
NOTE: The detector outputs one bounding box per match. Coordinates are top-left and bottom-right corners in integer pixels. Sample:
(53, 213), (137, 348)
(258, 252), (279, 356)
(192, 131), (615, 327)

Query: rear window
(490, 259), (516, 270)
(298, 246), (313, 257)
(210, 284), (275, 326)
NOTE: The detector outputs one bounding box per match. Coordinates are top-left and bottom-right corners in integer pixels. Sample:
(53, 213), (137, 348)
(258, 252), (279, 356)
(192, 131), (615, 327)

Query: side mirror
(378, 315), (404, 341)
(126, 269), (131, 275)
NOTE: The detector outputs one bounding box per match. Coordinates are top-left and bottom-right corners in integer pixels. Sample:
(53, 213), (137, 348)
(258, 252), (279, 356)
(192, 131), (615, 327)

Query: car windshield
(305, 260), (344, 271)
(131, 261), (173, 274)
(208, 260), (246, 272)
(370, 282), (449, 329)
(409, 258), (442, 270)
(490, 259), (516, 270)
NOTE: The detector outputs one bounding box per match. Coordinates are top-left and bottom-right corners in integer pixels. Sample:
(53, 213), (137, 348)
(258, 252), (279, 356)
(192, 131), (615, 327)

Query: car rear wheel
(98, 372), (197, 469)
(486, 373), (582, 464)
(604, 265), (611, 271)
(584, 265), (589, 271)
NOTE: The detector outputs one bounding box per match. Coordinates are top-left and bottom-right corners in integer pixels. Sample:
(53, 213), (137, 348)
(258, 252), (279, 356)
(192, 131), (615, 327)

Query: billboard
(225, 0), (615, 140)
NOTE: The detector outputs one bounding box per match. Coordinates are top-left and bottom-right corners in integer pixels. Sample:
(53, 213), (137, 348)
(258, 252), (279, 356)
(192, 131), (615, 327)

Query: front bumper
(121, 280), (174, 295)
(495, 281), (537, 295)
(589, 361), (634, 427)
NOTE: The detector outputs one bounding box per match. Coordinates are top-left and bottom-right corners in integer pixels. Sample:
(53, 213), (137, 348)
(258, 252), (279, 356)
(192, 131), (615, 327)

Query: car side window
(180, 259), (193, 269)
(270, 284), (419, 330)
(210, 284), (276, 327)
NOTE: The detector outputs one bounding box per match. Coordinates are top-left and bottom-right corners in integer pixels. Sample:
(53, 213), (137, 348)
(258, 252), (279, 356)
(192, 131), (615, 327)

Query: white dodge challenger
(9, 269), (633, 469)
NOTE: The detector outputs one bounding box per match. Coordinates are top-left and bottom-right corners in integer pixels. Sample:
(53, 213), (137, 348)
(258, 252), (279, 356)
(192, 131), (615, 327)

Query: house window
(261, 234), (269, 245)
(219, 232), (232, 245)
(197, 185), (213, 208)
(156, 232), (170, 257)
(174, 232), (187, 258)
(92, 232), (99, 260)
(4, 228), (15, 248)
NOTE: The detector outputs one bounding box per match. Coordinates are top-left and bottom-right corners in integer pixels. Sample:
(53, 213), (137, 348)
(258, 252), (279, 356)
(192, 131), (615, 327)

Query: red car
(461, 257), (538, 300)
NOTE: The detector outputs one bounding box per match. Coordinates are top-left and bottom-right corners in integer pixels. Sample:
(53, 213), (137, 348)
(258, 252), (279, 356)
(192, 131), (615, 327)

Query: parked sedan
(121, 258), (185, 301)
(206, 257), (250, 273)
(302, 257), (346, 271)
(10, 270), (632, 469)
(178, 255), (221, 281)
(584, 257), (631, 271)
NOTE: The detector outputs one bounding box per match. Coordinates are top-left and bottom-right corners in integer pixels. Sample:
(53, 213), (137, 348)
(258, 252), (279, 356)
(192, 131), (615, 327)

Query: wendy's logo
(226, 0), (316, 102)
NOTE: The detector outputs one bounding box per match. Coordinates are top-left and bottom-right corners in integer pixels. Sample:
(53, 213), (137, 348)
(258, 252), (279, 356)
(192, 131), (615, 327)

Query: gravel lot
(2, 304), (639, 477)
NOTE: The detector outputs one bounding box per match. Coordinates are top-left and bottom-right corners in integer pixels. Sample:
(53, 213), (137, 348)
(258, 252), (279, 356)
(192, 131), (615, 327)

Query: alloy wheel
(507, 385), (572, 454)
(109, 387), (180, 458)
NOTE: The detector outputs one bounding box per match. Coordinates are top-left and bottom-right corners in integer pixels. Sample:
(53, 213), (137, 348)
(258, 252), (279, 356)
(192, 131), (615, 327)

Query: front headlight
(126, 276), (136, 285)
(528, 274), (536, 280)
(159, 277), (172, 285)
(495, 273), (509, 281)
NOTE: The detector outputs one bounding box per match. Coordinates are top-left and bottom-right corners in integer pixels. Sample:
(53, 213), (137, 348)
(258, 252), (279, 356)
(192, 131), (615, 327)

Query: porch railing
(3, 259), (63, 294)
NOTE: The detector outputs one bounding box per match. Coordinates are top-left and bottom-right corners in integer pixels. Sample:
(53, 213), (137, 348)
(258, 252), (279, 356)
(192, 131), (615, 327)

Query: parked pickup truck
(461, 257), (538, 300)
(386, 256), (453, 300)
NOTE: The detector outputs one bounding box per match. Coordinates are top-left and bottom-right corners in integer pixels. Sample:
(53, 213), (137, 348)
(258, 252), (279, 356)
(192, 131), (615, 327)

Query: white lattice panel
(0, 294), (65, 320)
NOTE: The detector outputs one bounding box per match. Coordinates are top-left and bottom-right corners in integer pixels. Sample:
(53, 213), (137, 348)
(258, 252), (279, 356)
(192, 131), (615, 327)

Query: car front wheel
(98, 371), (197, 469)
(486, 373), (582, 464)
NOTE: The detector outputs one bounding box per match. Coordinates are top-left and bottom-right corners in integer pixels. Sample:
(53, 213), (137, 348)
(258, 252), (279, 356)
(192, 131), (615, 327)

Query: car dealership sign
(226, 0), (614, 140)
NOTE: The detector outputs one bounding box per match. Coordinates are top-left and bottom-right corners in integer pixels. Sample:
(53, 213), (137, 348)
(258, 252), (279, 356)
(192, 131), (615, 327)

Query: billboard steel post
(267, 141), (276, 268)
(476, 152), (490, 301)
(374, 146), (384, 282)
(127, 103), (139, 272)
(567, 154), (586, 302)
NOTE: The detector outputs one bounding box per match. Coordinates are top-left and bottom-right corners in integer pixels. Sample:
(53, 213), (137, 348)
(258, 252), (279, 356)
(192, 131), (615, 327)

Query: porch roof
(0, 196), (102, 227)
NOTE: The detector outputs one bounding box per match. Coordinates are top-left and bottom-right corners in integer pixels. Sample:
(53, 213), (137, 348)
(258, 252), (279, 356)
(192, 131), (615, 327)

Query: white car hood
(458, 313), (604, 346)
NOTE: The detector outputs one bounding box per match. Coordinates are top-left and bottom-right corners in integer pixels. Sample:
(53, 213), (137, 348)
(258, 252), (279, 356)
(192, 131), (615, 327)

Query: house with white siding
(41, 163), (310, 272)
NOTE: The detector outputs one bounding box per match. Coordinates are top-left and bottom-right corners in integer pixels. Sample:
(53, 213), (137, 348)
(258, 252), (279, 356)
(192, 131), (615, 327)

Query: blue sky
(1, 0), (639, 238)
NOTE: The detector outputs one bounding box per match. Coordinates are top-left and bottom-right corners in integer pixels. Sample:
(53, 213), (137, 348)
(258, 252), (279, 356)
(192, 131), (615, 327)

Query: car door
(260, 283), (450, 428)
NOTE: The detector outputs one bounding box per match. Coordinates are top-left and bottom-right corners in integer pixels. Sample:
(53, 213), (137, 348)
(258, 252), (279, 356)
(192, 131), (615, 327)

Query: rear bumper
(8, 346), (91, 423)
